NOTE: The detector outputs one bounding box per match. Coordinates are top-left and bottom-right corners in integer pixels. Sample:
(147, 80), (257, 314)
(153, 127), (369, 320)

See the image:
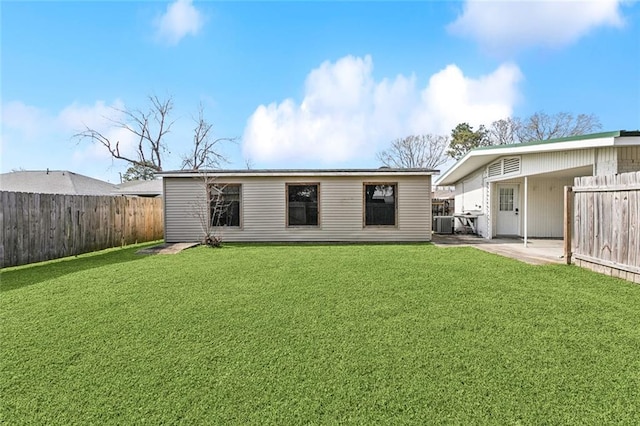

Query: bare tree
(190, 173), (229, 247)
(488, 117), (521, 145)
(453, 111), (602, 154)
(74, 95), (174, 172)
(377, 134), (450, 169)
(516, 111), (602, 142)
(181, 104), (236, 170)
(244, 157), (254, 170)
(75, 95), (233, 175)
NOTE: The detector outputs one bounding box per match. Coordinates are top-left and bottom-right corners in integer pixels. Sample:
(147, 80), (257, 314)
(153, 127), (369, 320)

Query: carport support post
(564, 186), (573, 264)
(523, 176), (528, 247)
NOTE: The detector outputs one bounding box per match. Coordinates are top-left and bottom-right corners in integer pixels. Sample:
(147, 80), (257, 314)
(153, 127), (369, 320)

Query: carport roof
(435, 130), (640, 186)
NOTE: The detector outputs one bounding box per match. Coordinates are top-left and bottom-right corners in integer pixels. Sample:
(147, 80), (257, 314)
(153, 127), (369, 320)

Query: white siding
(519, 149), (594, 176)
(487, 176), (576, 238)
(454, 169), (484, 213)
(453, 169), (487, 235)
(525, 176), (573, 238)
(595, 147), (618, 175)
(518, 146), (638, 177)
(163, 175), (432, 242)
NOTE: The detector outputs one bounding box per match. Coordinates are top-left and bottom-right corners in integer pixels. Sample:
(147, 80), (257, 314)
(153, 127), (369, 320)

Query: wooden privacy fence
(565, 171), (640, 283)
(1, 192), (163, 268)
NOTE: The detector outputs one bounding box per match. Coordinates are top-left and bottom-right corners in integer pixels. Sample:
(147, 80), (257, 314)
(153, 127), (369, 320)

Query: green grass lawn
(2, 243), (639, 424)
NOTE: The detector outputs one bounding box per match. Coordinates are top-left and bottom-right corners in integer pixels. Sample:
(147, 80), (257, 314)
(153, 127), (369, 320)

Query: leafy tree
(447, 123), (490, 160)
(377, 134), (449, 169)
(121, 161), (156, 181)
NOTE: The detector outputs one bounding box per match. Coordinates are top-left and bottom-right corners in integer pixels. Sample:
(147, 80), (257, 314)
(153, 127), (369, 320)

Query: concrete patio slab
(431, 234), (565, 265)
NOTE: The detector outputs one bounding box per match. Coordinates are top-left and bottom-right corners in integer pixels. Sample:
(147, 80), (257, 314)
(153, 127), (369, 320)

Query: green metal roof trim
(473, 130), (640, 152)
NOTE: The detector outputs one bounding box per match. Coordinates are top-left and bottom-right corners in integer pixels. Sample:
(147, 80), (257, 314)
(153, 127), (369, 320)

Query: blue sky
(2, 0), (639, 183)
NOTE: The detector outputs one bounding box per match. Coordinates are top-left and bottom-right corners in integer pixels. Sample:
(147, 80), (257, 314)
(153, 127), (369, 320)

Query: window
(287, 184), (319, 226)
(210, 184), (240, 227)
(364, 184), (396, 226)
(499, 187), (514, 211)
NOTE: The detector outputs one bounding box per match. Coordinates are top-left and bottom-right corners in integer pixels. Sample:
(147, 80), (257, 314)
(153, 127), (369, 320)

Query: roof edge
(473, 130), (637, 152)
(157, 168), (438, 178)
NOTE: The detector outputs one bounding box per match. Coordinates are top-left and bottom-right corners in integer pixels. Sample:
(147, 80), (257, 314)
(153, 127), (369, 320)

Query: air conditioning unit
(433, 216), (454, 234)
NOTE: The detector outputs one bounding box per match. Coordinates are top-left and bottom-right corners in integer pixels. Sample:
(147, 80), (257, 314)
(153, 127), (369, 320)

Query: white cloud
(410, 63), (522, 135)
(1, 99), (126, 139)
(155, 0), (204, 46)
(0, 99), (138, 174)
(58, 100), (124, 132)
(448, 0), (625, 54)
(1, 101), (52, 141)
(58, 100), (141, 163)
(243, 56), (379, 164)
(242, 55), (522, 166)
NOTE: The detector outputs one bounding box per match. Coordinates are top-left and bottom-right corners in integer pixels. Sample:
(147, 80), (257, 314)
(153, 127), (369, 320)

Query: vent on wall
(487, 157), (521, 178)
(503, 157), (520, 174)
(488, 162), (502, 177)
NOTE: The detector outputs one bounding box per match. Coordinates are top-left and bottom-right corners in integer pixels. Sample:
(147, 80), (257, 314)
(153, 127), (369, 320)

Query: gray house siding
(163, 177), (203, 243)
(163, 173), (432, 243)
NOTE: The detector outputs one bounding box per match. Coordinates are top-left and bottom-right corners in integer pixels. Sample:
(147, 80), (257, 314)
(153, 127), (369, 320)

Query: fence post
(564, 186), (573, 265)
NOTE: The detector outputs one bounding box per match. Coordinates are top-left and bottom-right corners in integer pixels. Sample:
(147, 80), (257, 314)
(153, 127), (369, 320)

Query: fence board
(0, 192), (5, 263)
(619, 174), (630, 265)
(630, 188), (640, 267)
(1, 192), (163, 268)
(571, 171), (640, 281)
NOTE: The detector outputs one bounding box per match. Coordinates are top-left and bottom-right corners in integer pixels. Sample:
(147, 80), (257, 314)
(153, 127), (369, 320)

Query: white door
(496, 184), (520, 236)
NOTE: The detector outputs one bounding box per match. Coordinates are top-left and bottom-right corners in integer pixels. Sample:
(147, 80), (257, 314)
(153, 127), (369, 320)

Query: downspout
(523, 176), (528, 247)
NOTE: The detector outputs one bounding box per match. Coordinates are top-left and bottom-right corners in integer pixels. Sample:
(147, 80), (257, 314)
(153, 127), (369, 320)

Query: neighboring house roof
(113, 179), (163, 197)
(0, 170), (117, 195)
(158, 168), (438, 178)
(435, 130), (640, 186)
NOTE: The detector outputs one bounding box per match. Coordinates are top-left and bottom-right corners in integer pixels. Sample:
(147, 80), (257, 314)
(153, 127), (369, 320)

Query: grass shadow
(0, 241), (160, 292)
